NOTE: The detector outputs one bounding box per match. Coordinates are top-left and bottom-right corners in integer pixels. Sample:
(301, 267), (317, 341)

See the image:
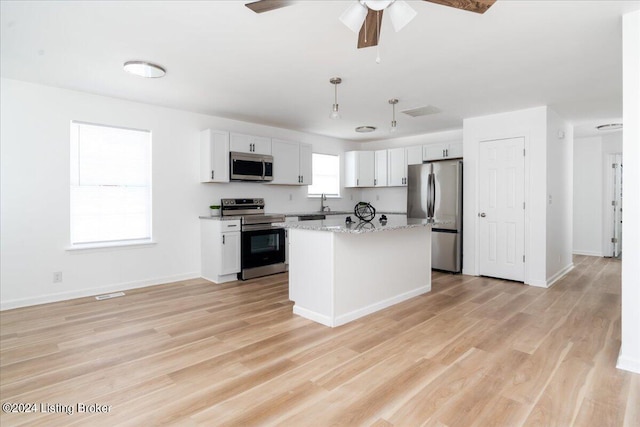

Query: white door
(478, 137), (525, 282)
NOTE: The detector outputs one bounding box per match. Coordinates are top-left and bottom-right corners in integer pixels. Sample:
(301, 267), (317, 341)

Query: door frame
(603, 152), (623, 257)
(474, 134), (531, 285)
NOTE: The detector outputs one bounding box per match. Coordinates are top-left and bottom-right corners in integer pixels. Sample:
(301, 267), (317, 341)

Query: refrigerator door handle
(427, 172), (435, 219)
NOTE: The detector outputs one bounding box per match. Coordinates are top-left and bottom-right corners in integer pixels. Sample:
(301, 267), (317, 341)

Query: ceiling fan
(245, 0), (497, 49)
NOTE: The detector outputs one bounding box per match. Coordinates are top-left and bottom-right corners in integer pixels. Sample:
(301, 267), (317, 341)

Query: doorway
(477, 137), (526, 282)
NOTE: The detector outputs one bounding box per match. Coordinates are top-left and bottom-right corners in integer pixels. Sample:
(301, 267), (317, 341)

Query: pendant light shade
(389, 98), (398, 132)
(330, 77), (342, 120)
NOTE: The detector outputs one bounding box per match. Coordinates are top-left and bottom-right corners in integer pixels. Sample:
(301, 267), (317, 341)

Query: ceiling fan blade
(358, 9), (383, 49)
(245, 0), (294, 14)
(423, 0), (496, 14)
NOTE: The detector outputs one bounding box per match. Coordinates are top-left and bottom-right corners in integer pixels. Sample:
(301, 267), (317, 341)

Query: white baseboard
(292, 305), (334, 327)
(293, 285), (432, 328)
(573, 250), (604, 257)
(546, 263), (574, 288)
(526, 263), (574, 288)
(0, 272), (200, 311)
(333, 285), (431, 327)
(617, 351), (640, 374)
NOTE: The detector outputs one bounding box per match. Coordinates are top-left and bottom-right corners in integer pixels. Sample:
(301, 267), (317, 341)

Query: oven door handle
(242, 224), (285, 232)
(262, 160), (265, 180)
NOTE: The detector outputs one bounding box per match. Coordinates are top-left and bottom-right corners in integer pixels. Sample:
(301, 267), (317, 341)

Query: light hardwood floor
(1, 255), (638, 426)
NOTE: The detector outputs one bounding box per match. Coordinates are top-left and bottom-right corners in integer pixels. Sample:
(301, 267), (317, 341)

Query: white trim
(0, 272), (199, 311)
(617, 351), (640, 374)
(66, 240), (157, 252)
(332, 285), (431, 327)
(293, 305), (334, 327)
(294, 285), (431, 328)
(546, 263), (574, 288)
(201, 273), (238, 284)
(572, 250), (603, 257)
(526, 262), (574, 288)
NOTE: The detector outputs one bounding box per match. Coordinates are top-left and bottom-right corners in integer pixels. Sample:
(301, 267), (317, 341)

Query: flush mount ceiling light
(355, 126), (377, 133)
(389, 98), (398, 133)
(329, 77), (342, 120)
(123, 61), (166, 78)
(596, 123), (623, 131)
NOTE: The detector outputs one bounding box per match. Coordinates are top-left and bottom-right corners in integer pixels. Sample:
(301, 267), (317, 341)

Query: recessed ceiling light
(123, 61), (166, 78)
(596, 123), (623, 131)
(355, 126), (376, 133)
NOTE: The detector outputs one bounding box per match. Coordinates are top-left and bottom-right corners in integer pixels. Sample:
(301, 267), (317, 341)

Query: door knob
(478, 213), (486, 217)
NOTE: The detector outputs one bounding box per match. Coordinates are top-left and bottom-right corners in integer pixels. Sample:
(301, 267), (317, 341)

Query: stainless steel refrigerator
(407, 159), (462, 273)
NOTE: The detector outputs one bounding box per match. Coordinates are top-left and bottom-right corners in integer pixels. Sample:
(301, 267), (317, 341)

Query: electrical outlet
(289, 193), (292, 201)
(350, 194), (353, 201)
(53, 271), (62, 283)
(376, 194), (380, 201)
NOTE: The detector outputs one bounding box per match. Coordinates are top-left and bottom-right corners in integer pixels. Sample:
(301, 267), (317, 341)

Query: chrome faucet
(320, 193), (330, 212)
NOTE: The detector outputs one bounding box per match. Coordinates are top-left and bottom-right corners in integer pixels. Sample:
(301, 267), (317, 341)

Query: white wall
(618, 9), (640, 374)
(462, 106), (548, 286)
(0, 78), (360, 310)
(573, 137), (604, 256)
(545, 109), (574, 284)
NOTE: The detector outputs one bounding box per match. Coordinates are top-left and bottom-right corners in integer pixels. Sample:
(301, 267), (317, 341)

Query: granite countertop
(275, 216), (432, 234)
(199, 215), (241, 221)
(280, 210), (406, 217)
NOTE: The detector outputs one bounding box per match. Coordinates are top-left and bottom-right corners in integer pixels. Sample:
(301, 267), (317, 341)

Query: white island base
(288, 225), (431, 327)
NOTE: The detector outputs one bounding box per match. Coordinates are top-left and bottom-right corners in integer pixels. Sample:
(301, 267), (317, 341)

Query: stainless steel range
(221, 198), (286, 280)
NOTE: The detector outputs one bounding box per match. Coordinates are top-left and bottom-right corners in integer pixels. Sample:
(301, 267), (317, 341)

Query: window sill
(66, 240), (157, 252)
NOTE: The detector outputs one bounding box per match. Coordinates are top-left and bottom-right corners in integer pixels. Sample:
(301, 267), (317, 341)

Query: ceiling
(1, 0), (638, 142)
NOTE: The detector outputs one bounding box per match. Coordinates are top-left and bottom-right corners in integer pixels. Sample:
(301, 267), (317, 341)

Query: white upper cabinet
(200, 129), (230, 183)
(345, 151), (375, 187)
(374, 150), (388, 187)
(230, 133), (271, 155)
(406, 145), (423, 165)
(298, 143), (313, 185)
(423, 141), (463, 161)
(388, 147), (407, 187)
(271, 139), (312, 185)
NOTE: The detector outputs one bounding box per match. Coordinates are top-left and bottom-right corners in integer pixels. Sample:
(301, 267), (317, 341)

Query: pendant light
(330, 77), (342, 120)
(389, 98), (398, 132)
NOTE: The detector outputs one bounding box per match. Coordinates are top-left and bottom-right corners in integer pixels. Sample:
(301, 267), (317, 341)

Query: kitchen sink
(298, 214), (326, 221)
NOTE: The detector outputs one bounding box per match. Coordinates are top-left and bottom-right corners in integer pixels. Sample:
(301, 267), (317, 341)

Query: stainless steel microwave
(230, 151), (274, 182)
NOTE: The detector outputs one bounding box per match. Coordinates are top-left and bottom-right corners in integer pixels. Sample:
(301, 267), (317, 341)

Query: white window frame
(69, 121), (153, 250)
(308, 153), (341, 198)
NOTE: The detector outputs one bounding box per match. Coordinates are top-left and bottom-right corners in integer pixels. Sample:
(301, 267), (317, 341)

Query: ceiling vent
(401, 105), (442, 118)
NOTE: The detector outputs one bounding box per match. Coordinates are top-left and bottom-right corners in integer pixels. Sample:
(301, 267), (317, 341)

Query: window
(70, 121), (152, 247)
(308, 153), (340, 197)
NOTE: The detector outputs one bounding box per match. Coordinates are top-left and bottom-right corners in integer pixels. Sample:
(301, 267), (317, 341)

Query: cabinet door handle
(357, 179), (359, 186)
(445, 149), (449, 157)
(222, 235), (225, 244)
(442, 149), (446, 157)
(374, 179), (377, 186)
(211, 170), (214, 180)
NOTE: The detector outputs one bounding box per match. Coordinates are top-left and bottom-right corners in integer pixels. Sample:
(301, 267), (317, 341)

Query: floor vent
(95, 292), (125, 301)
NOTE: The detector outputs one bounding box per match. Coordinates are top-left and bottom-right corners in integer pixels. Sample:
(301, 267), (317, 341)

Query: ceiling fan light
(339, 2), (368, 33)
(387, 0), (416, 32)
(363, 0), (393, 12)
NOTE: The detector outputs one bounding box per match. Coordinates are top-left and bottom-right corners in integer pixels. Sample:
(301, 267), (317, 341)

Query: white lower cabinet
(201, 219), (241, 283)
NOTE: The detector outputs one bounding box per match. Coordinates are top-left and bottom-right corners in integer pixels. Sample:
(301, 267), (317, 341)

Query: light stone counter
(276, 216), (431, 234)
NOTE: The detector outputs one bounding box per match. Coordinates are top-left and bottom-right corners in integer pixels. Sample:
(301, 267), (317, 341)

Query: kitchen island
(280, 216), (432, 327)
